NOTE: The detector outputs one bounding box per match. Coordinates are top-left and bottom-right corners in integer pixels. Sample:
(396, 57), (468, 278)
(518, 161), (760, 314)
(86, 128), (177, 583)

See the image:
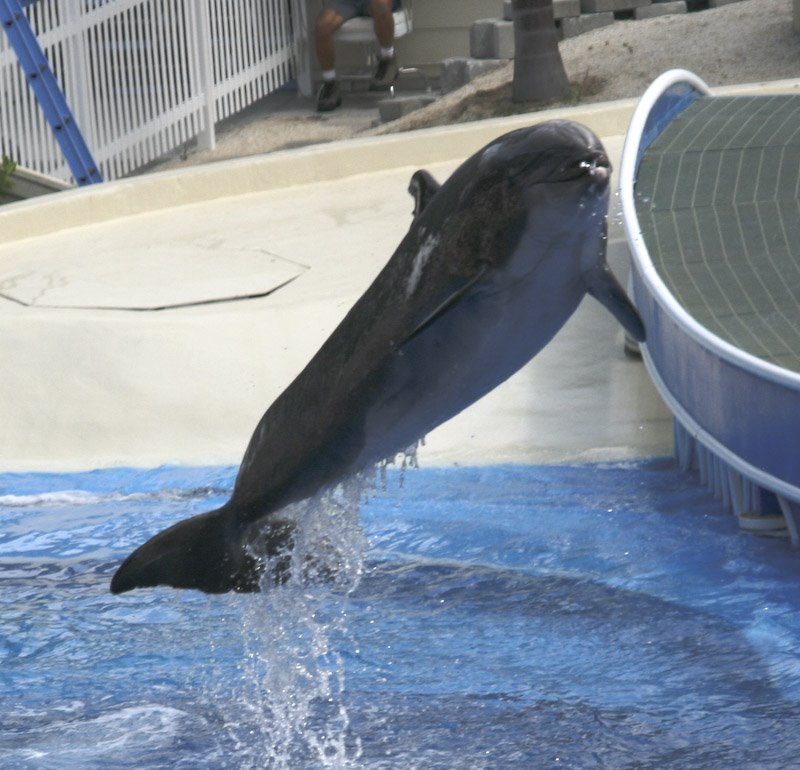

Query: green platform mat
(635, 94), (800, 374)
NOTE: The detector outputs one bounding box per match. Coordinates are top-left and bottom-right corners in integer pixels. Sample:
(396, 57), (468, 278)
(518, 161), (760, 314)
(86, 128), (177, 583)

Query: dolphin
(111, 120), (645, 595)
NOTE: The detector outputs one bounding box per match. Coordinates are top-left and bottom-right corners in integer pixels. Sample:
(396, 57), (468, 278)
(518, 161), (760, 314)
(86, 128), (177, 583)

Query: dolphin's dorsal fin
(408, 169), (441, 219)
(400, 265), (488, 348)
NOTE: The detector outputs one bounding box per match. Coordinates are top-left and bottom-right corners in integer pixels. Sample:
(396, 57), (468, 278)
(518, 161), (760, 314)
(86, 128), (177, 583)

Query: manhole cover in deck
(0, 242), (306, 311)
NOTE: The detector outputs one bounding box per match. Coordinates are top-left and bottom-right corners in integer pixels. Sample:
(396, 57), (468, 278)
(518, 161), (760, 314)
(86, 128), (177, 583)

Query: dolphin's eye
(551, 159), (586, 182)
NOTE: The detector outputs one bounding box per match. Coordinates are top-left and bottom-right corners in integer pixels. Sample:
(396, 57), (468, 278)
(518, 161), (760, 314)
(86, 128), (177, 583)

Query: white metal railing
(0, 0), (299, 182)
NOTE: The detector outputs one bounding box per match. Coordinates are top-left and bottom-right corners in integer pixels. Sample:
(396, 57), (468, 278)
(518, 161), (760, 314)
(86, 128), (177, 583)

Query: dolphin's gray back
(232, 127), (608, 511)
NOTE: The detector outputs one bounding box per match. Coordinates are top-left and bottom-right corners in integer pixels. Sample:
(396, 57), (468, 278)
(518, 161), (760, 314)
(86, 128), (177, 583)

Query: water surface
(2, 461), (799, 769)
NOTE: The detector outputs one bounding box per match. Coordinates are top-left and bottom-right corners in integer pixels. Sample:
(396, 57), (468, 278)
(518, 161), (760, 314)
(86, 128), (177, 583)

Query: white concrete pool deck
(1, 81), (794, 473)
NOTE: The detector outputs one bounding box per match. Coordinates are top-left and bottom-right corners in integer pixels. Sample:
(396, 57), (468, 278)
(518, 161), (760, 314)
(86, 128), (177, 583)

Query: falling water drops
(229, 476), (371, 769)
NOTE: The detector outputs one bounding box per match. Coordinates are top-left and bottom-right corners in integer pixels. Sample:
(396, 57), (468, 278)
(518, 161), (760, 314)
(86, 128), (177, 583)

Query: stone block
(440, 57), (504, 94)
(580, 0), (604, 9)
(560, 11), (615, 37)
(581, 0), (650, 11)
(440, 57), (468, 94)
(470, 18), (515, 59)
(464, 57), (505, 81)
(635, 0), (686, 17)
(378, 94), (437, 123)
(494, 20), (516, 58)
(708, 0), (745, 5)
(554, 0), (582, 18)
(470, 19), (495, 59)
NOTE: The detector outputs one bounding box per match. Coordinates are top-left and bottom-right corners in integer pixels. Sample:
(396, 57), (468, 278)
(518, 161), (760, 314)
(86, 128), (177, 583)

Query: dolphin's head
(427, 121), (612, 263)
(470, 121), (644, 343)
(477, 120), (611, 202)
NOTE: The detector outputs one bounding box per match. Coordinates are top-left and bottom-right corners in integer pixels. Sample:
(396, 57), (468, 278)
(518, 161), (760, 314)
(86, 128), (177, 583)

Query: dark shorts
(323, 0), (400, 21)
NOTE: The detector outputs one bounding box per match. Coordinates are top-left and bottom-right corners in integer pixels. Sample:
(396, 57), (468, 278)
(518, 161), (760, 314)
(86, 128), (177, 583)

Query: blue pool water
(2, 460), (800, 769)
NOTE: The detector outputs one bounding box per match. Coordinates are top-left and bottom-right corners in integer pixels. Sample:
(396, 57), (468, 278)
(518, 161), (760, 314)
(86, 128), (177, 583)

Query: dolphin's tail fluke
(110, 505), (293, 594)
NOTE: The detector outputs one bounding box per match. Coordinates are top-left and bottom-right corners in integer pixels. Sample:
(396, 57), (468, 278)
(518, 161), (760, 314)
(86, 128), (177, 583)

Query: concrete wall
(397, 0), (501, 72)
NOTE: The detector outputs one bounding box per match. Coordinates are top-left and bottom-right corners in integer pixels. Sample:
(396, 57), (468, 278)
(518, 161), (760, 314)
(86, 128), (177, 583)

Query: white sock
(379, 46), (394, 60)
(322, 69), (336, 82)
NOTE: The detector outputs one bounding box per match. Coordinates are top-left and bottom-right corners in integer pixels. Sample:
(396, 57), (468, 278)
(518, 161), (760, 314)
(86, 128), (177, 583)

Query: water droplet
(229, 475), (371, 767)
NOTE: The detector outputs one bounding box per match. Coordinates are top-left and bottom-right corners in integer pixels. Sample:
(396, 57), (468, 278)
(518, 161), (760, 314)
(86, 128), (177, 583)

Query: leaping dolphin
(111, 120), (645, 595)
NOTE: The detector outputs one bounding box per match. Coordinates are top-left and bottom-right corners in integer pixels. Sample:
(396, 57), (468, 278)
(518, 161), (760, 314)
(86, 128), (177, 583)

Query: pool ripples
(2, 461), (800, 768)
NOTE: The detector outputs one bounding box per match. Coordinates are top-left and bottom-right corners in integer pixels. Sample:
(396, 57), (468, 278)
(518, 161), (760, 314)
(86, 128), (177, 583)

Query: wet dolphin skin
(111, 120), (645, 595)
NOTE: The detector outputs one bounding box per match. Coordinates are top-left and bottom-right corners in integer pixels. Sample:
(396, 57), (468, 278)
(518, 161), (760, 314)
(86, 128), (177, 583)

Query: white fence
(0, 0), (304, 182)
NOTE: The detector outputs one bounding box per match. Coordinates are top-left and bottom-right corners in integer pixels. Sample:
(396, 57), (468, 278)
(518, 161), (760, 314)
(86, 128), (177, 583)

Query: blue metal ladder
(0, 0), (102, 184)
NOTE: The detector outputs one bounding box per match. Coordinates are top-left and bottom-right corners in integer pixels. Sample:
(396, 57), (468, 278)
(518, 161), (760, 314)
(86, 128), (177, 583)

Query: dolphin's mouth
(544, 151), (611, 188)
(581, 157), (611, 185)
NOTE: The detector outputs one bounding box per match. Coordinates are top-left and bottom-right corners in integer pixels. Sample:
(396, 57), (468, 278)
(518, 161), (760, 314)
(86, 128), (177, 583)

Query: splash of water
(229, 475), (371, 769)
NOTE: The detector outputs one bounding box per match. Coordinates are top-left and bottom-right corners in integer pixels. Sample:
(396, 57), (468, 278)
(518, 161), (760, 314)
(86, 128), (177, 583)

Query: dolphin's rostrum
(111, 120), (645, 595)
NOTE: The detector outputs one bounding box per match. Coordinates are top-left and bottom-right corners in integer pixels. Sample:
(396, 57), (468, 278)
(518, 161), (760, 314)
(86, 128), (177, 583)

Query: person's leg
(315, 2), (356, 111)
(315, 7), (347, 73)
(367, 0), (395, 50)
(367, 0), (398, 88)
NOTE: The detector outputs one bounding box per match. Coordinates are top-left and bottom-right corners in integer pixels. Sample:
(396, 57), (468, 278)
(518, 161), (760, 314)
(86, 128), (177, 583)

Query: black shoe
(317, 80), (342, 112)
(369, 56), (398, 90)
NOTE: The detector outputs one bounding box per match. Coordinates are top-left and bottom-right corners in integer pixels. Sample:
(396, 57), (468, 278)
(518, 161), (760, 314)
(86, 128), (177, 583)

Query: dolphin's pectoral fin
(400, 265), (488, 348)
(110, 505), (294, 594)
(585, 264), (646, 342)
